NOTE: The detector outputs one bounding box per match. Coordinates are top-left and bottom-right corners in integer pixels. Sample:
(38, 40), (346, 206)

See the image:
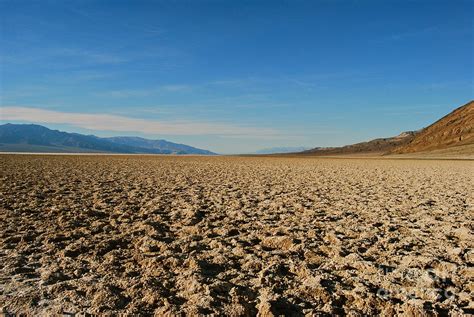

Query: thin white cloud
(388, 27), (438, 41)
(96, 74), (355, 99)
(0, 106), (278, 137)
(372, 26), (472, 44)
(1, 48), (127, 65)
(56, 48), (128, 64)
(97, 84), (192, 98)
(161, 84), (191, 92)
(96, 89), (154, 98)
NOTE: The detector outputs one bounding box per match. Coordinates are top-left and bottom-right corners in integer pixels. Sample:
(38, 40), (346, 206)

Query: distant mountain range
(0, 124), (215, 155)
(300, 100), (473, 156)
(254, 146), (312, 154)
(2, 100), (472, 157)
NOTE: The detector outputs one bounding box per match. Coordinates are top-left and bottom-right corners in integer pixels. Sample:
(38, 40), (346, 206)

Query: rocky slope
(300, 101), (473, 157)
(300, 131), (417, 156)
(391, 101), (474, 154)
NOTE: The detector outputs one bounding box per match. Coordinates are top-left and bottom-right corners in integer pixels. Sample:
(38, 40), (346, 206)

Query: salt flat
(0, 155), (472, 315)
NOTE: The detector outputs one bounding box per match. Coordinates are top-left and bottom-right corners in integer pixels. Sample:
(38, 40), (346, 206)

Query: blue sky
(0, 0), (473, 154)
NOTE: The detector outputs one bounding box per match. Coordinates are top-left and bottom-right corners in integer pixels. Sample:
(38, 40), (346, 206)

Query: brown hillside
(300, 131), (416, 156)
(391, 101), (474, 154)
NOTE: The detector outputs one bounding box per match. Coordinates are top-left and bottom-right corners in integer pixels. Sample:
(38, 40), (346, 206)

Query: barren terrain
(1, 155), (473, 316)
(392, 101), (474, 155)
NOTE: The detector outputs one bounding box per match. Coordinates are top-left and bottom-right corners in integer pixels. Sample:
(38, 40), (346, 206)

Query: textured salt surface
(0, 155), (473, 315)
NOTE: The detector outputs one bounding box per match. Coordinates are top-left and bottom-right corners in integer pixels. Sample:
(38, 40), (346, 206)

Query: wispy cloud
(68, 6), (166, 37)
(1, 47), (128, 65)
(97, 84), (192, 98)
(96, 73), (355, 99)
(57, 48), (128, 64)
(96, 89), (156, 98)
(388, 27), (438, 41)
(0, 106), (278, 137)
(161, 84), (191, 92)
(377, 26), (473, 44)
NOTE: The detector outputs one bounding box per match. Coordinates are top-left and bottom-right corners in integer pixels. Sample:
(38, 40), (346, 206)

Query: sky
(0, 0), (473, 154)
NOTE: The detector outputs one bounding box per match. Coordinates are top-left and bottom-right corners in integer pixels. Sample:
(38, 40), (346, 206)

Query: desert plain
(0, 154), (473, 316)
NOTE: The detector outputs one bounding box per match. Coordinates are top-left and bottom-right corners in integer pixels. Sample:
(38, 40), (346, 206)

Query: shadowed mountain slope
(0, 124), (215, 155)
(105, 136), (214, 155)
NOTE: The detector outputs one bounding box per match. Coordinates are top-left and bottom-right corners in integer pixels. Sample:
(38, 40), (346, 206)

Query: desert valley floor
(0, 154), (473, 316)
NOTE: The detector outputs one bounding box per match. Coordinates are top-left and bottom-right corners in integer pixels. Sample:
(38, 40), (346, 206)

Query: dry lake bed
(0, 154), (473, 316)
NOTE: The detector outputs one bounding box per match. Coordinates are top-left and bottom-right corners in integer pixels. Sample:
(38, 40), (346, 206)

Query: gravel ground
(0, 154), (473, 316)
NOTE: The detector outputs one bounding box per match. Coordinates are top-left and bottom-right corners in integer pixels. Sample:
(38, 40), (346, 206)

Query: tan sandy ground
(0, 155), (473, 316)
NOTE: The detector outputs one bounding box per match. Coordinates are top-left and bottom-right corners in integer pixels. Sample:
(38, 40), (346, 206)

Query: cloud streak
(97, 84), (192, 98)
(1, 48), (128, 66)
(0, 106), (278, 137)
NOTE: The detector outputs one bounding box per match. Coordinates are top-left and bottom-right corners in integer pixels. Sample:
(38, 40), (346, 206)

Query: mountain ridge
(299, 100), (473, 157)
(104, 136), (214, 155)
(299, 131), (418, 156)
(0, 123), (216, 155)
(390, 100), (474, 154)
